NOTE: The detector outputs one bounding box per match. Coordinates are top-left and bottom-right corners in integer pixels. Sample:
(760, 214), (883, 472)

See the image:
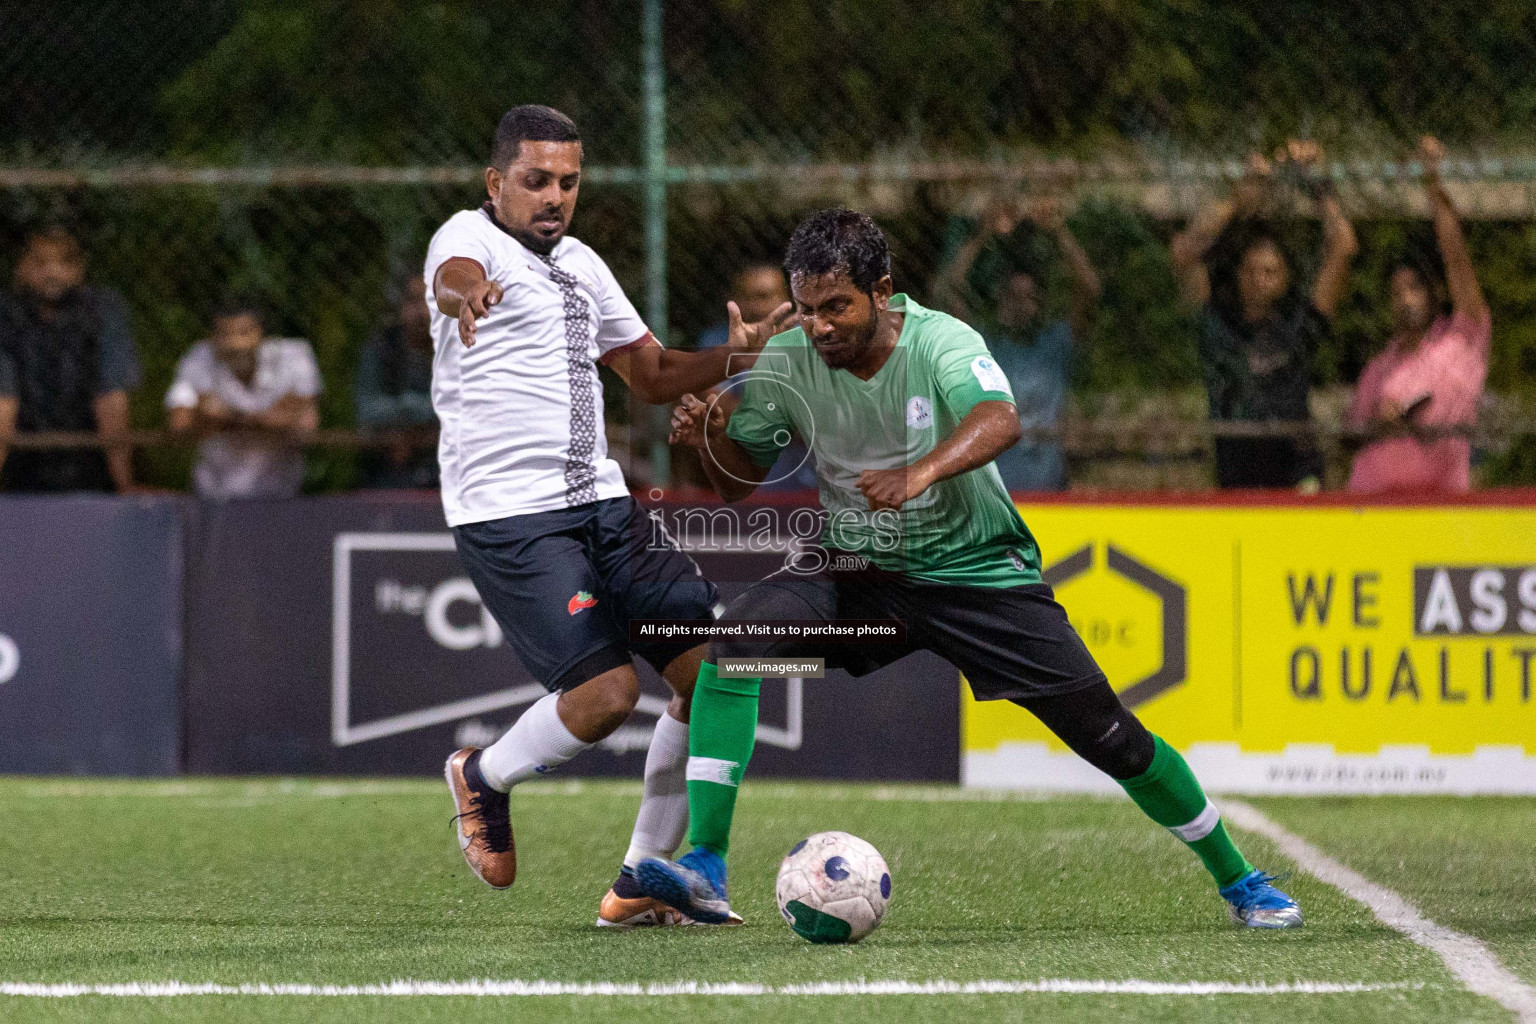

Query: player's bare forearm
(617, 300), (793, 404)
(92, 390), (133, 492)
(623, 344), (748, 405)
(914, 400), (1022, 488)
(859, 400), (1021, 511)
(434, 258), (503, 347)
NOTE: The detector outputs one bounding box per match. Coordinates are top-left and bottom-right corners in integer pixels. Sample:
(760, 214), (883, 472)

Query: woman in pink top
(1348, 137), (1491, 494)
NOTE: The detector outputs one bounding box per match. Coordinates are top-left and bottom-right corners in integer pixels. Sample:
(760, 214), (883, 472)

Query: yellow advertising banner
(964, 502), (1536, 794)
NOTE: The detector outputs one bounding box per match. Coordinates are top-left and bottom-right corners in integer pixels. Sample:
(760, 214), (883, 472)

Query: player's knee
(1089, 711), (1155, 780)
(572, 669), (641, 728)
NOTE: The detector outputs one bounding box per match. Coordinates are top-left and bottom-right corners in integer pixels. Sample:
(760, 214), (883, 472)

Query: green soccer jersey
(726, 294), (1042, 587)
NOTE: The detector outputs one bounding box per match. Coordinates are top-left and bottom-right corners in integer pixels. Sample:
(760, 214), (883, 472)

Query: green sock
(684, 662), (761, 859)
(1118, 735), (1253, 889)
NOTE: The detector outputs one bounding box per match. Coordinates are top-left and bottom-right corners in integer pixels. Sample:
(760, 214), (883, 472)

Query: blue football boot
(1219, 869), (1304, 928)
(636, 847), (732, 925)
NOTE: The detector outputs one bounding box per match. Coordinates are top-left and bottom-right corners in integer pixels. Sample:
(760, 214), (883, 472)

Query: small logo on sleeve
(568, 590), (598, 615)
(970, 355), (1014, 396)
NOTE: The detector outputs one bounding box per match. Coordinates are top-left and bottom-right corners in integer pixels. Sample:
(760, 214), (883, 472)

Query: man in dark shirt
(0, 226), (140, 492)
(355, 275), (438, 488)
(1171, 143), (1357, 489)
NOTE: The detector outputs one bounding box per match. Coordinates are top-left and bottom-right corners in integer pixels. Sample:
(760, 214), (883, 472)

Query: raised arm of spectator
(1028, 197), (1102, 338)
(934, 202), (1017, 322)
(1419, 137), (1489, 322)
(1275, 141), (1360, 320)
(1170, 153), (1272, 308)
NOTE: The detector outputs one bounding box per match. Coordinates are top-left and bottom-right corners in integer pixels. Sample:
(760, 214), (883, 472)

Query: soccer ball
(775, 831), (891, 943)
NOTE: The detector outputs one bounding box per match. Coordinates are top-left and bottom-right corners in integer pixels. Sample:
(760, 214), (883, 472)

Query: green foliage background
(3, 0), (1534, 486)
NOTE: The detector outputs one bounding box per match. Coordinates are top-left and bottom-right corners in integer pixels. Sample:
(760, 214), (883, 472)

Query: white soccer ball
(775, 830), (891, 943)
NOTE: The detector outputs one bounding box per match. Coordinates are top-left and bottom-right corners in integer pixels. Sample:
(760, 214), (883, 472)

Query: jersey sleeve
(282, 340), (323, 398)
(588, 250), (652, 355)
(931, 319), (1016, 419)
(424, 213), (498, 294)
(725, 371), (793, 467)
(164, 345), (212, 409)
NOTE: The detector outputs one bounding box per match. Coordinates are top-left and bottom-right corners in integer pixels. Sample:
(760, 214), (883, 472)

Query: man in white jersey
(429, 105), (789, 927)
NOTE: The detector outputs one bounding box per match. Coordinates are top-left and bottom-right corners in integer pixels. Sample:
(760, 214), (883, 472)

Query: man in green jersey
(637, 209), (1301, 931)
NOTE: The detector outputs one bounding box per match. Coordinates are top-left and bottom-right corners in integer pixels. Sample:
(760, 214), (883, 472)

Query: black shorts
(453, 496), (718, 692)
(711, 562), (1105, 702)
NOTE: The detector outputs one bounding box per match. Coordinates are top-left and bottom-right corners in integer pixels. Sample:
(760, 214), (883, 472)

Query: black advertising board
(0, 496), (182, 775)
(182, 495), (960, 780)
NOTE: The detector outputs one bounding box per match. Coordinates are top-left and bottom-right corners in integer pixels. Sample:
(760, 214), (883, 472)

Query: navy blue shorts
(453, 496), (718, 691)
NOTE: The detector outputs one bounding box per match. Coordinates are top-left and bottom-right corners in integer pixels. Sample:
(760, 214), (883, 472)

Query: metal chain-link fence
(3, 0), (1535, 491)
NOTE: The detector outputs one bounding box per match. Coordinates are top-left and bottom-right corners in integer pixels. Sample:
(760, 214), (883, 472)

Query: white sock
(478, 692), (590, 792)
(622, 711), (690, 869)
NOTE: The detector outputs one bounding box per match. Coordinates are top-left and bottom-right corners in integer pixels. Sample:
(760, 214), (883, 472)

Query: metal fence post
(642, 0), (670, 485)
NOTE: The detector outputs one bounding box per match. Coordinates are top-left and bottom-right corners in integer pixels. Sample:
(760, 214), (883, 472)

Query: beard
(815, 302), (881, 369)
(510, 224), (562, 256)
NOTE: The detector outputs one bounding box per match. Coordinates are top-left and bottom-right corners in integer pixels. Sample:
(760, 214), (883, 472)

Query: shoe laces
(451, 783), (512, 854)
(1230, 870), (1295, 909)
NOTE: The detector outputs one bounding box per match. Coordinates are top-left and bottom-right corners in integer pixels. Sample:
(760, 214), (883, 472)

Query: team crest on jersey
(568, 590), (598, 615)
(906, 395), (934, 429)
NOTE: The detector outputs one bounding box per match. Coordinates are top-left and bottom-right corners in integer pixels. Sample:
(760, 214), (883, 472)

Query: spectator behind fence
(1348, 138), (1490, 494)
(356, 274), (438, 488)
(696, 261), (816, 490)
(0, 225), (139, 492)
(934, 196), (1101, 492)
(165, 296), (320, 499)
(1171, 142), (1358, 490)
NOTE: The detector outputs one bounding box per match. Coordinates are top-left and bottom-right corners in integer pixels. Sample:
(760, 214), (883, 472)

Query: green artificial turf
(0, 778), (1521, 1024)
(1253, 796), (1536, 988)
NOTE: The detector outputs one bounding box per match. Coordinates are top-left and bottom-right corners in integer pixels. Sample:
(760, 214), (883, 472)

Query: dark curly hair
(783, 208), (891, 294)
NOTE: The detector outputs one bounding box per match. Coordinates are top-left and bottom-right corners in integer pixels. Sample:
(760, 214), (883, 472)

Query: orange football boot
(444, 748), (516, 889)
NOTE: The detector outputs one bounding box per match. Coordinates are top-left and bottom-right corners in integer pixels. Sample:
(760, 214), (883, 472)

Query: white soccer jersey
(423, 207), (654, 526)
(164, 337), (321, 500)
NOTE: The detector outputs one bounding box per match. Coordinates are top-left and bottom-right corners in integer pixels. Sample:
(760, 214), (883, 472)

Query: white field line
(1224, 800), (1536, 1024)
(15, 779), (1113, 805)
(0, 979), (1427, 999)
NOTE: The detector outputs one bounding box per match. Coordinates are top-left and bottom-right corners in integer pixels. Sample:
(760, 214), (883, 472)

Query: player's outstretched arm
(433, 258), (503, 348)
(856, 400), (1022, 511)
(669, 392), (768, 503)
(610, 301), (793, 405)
